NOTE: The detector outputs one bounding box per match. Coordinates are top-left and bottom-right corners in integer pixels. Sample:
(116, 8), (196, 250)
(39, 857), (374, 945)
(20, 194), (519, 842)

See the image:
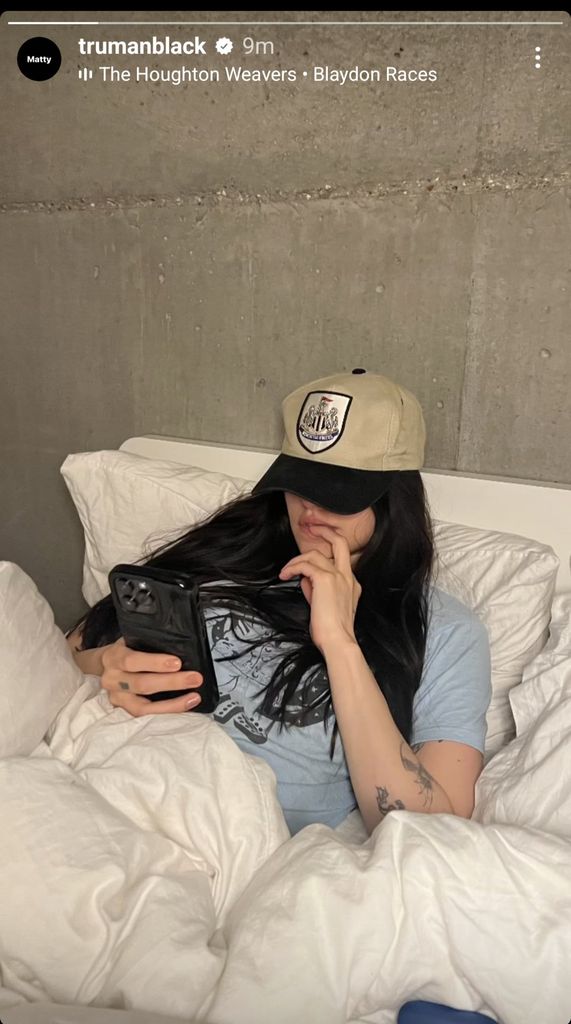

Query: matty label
(296, 391), (352, 453)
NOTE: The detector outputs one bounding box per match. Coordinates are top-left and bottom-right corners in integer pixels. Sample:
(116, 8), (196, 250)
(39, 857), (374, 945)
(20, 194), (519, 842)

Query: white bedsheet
(0, 680), (570, 1024)
(1, 584), (570, 1024)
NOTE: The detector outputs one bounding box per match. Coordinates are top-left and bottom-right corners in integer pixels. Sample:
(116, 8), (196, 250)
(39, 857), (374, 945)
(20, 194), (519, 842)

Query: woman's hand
(278, 525), (362, 655)
(100, 638), (204, 717)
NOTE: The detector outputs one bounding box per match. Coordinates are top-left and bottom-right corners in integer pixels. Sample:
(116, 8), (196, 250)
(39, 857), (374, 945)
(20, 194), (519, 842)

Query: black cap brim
(251, 453), (399, 515)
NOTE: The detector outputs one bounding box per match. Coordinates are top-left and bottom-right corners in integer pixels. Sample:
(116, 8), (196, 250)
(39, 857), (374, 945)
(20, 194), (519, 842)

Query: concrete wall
(1, 10), (570, 628)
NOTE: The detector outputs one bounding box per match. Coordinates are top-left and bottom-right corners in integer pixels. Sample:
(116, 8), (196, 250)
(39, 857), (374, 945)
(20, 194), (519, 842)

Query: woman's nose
(301, 497), (324, 514)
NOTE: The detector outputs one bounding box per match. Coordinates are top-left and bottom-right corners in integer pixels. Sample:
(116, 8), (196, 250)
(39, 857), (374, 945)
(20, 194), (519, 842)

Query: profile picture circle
(17, 37), (61, 81)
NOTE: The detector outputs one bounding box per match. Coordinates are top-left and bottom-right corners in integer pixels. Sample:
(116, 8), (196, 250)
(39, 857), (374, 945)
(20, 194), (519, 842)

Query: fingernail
(186, 695), (200, 708)
(166, 658), (180, 668)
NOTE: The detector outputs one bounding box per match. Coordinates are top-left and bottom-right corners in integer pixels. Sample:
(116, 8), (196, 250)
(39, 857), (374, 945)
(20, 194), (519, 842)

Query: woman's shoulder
(413, 586), (492, 750)
(426, 585), (488, 644)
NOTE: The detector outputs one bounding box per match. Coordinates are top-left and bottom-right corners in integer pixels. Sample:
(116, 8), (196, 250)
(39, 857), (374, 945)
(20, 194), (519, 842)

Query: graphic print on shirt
(207, 607), (331, 745)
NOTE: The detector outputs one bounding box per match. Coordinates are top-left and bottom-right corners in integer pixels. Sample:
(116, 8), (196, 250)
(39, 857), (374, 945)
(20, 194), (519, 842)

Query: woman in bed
(67, 369), (492, 837)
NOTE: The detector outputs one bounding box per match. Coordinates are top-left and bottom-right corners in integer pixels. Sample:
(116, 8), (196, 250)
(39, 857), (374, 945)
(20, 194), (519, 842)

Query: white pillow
(508, 592), (571, 736)
(474, 592), (571, 835)
(432, 523), (558, 758)
(61, 450), (559, 758)
(0, 562), (84, 757)
(61, 450), (252, 606)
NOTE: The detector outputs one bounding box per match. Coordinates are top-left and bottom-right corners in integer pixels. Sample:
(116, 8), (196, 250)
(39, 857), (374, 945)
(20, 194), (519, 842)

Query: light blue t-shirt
(203, 586), (491, 835)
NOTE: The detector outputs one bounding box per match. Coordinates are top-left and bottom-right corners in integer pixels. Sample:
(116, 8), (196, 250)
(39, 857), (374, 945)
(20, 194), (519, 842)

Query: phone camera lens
(117, 578), (157, 613)
(135, 584), (156, 611)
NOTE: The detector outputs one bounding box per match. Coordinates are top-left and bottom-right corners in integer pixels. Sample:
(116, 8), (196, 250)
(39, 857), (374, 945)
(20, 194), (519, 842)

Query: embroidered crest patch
(296, 391), (352, 453)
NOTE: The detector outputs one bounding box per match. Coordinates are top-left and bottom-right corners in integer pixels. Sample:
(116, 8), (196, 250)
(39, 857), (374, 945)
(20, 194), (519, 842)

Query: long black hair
(71, 473), (435, 759)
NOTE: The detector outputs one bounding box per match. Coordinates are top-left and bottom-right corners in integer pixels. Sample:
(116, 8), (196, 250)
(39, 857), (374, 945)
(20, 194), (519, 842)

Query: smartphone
(108, 564), (219, 712)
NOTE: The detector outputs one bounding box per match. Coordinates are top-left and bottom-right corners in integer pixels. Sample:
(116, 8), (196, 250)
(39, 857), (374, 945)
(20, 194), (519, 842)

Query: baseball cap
(251, 368), (426, 514)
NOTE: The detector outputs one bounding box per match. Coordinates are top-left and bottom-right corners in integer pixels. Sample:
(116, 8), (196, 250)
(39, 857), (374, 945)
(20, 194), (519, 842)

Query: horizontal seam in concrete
(1, 172), (570, 214)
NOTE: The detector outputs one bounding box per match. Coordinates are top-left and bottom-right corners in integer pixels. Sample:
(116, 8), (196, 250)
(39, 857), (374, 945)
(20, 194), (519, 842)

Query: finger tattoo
(118, 681), (130, 691)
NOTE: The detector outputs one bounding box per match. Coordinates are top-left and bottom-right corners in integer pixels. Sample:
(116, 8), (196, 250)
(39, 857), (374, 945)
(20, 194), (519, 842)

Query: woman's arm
(279, 525), (483, 836)
(321, 636), (485, 834)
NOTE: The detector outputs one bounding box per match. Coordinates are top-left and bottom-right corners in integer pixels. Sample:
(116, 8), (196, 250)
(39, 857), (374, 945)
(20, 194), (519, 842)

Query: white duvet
(1, 564), (570, 1024)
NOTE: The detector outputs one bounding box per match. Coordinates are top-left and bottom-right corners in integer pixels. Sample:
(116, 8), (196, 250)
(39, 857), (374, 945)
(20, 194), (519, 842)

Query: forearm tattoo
(375, 787), (406, 818)
(401, 743), (435, 808)
(375, 742), (436, 819)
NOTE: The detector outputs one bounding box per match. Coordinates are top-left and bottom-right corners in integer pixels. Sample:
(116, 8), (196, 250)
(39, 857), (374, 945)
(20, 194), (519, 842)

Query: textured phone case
(109, 564), (219, 711)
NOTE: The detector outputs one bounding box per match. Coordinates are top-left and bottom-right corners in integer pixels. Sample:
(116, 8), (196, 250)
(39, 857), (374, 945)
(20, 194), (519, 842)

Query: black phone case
(108, 564), (219, 712)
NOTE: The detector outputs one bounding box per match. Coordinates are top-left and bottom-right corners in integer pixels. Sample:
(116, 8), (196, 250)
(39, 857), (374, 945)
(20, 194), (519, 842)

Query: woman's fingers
(299, 576), (313, 606)
(97, 638), (205, 716)
(280, 557), (330, 581)
(309, 525), (353, 574)
(280, 549), (336, 576)
(106, 670), (203, 697)
(108, 690), (202, 717)
(100, 637), (203, 698)
(280, 525), (353, 579)
(280, 525), (362, 641)
(105, 638), (184, 675)
(99, 630), (204, 704)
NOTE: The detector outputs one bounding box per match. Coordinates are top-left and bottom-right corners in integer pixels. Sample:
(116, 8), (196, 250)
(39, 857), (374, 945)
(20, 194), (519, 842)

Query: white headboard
(120, 435), (571, 595)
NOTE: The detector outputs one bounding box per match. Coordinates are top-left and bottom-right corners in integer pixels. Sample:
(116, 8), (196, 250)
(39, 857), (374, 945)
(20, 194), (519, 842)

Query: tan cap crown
(251, 369), (426, 513)
(281, 369), (426, 471)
